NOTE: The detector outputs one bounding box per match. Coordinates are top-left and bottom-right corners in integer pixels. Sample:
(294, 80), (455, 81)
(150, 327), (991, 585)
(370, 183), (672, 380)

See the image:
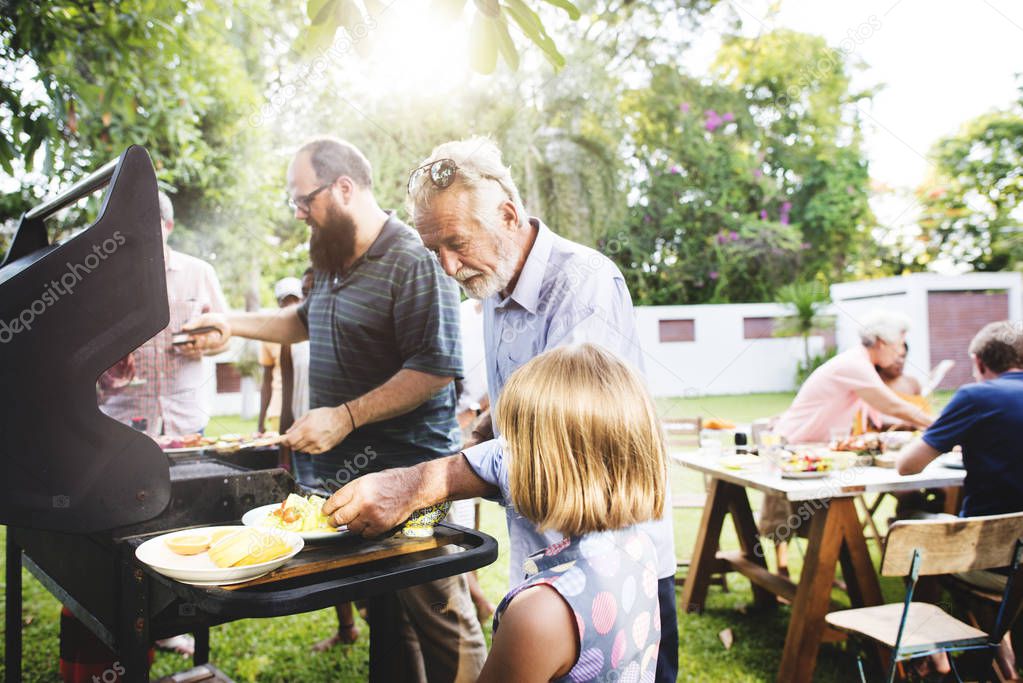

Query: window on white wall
(659, 319), (695, 343)
(743, 317), (777, 339)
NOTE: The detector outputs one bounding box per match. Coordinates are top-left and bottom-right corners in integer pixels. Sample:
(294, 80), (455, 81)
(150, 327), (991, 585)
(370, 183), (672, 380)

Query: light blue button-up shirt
(463, 218), (676, 582)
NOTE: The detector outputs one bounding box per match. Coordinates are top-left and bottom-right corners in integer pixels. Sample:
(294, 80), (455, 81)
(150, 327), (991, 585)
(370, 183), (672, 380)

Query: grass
(0, 392), (973, 681)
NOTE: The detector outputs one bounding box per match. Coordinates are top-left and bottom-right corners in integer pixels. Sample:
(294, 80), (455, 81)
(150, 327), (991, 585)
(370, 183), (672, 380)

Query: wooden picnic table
(673, 450), (965, 683)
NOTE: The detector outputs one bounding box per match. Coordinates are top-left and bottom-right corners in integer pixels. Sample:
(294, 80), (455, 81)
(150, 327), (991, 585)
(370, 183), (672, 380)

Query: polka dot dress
(493, 528), (660, 683)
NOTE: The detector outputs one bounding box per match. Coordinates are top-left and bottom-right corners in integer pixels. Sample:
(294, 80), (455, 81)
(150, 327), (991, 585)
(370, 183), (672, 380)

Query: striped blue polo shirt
(295, 214), (462, 485)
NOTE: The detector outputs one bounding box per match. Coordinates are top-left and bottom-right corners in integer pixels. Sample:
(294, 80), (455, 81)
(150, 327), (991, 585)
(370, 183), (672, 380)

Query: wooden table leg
(942, 486), (963, 515)
(680, 478), (730, 614)
(856, 494), (885, 547)
(835, 499), (883, 609)
(776, 498), (887, 683)
(835, 498), (888, 673)
(724, 484), (775, 609)
(777, 499), (845, 683)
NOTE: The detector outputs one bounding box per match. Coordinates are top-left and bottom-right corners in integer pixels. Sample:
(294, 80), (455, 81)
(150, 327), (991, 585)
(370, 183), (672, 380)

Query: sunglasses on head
(407, 158), (458, 195)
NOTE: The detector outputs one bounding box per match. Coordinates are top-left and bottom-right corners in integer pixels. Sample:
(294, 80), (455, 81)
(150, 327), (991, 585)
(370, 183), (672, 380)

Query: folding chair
(825, 512), (1023, 682)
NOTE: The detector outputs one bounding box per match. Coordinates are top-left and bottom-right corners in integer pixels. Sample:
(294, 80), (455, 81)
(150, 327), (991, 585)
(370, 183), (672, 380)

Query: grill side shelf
(125, 524), (498, 618)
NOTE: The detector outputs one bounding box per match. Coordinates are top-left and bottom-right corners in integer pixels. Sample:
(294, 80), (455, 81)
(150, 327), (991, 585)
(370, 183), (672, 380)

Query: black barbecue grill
(2, 147), (498, 682)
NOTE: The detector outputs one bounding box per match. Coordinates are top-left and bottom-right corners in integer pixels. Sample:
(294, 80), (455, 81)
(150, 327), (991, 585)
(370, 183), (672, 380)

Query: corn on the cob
(208, 528), (291, 568)
(208, 529), (258, 568)
(236, 536), (292, 566)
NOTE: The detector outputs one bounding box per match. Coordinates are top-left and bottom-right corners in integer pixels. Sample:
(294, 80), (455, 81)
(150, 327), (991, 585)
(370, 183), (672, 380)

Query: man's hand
(283, 405), (352, 454)
(464, 409), (494, 450)
(322, 468), (423, 537)
(180, 313), (231, 352)
(896, 437), (942, 475)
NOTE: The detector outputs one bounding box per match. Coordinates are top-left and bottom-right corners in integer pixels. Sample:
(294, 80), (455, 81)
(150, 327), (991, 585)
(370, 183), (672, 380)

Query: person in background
(257, 277), (304, 435)
(898, 320), (1023, 680)
(321, 137), (680, 683)
(99, 191), (229, 439)
(95, 190), (228, 658)
(774, 310), (933, 443)
(477, 344), (664, 682)
(854, 340), (933, 434)
(185, 138), (485, 680)
(761, 310), (934, 576)
(292, 266), (314, 423)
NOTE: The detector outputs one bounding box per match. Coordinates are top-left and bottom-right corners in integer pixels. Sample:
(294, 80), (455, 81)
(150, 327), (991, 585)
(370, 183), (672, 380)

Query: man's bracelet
(343, 402), (357, 430)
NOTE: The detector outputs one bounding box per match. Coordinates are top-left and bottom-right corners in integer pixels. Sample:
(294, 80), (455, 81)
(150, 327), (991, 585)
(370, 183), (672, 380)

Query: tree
(917, 100), (1023, 272)
(712, 29), (876, 280)
(297, 0), (582, 75)
(0, 2), (293, 305)
(774, 280), (831, 383)
(609, 28), (877, 305)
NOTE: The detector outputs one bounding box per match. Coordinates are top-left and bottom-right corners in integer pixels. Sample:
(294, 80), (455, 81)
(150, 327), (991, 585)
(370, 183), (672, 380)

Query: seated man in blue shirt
(897, 319), (1023, 678)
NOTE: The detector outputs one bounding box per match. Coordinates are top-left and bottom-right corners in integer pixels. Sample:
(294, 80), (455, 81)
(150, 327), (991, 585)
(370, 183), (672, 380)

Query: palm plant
(774, 281), (832, 381)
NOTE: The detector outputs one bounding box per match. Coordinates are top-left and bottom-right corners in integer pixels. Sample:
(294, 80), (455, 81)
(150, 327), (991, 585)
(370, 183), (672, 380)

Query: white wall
(634, 303), (827, 397)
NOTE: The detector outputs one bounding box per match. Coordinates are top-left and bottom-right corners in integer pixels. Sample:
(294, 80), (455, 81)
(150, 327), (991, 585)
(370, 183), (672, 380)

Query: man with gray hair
(774, 309), (933, 443)
(185, 137), (486, 681)
(322, 137), (681, 683)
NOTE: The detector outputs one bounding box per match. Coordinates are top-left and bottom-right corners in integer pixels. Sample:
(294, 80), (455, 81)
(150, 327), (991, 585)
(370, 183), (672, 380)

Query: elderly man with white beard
(322, 138), (680, 683)
(185, 138), (486, 682)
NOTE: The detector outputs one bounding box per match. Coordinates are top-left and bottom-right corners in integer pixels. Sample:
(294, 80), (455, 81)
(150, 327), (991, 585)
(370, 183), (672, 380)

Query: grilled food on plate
(261, 493), (337, 533)
(163, 527), (292, 566)
(208, 528), (292, 568)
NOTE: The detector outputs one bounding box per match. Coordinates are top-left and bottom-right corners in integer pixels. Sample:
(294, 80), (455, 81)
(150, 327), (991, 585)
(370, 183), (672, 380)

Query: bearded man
(186, 138), (486, 682)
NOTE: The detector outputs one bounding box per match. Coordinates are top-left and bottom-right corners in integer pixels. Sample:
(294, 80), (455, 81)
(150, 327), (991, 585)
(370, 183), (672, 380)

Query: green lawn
(0, 393), (974, 681)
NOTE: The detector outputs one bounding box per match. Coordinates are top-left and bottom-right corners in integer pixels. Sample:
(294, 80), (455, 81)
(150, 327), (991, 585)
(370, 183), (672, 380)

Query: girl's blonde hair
(496, 343), (666, 537)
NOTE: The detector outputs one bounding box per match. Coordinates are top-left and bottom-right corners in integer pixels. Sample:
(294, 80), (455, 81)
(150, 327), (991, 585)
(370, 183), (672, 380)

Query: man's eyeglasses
(407, 158), (458, 194)
(287, 177), (338, 212)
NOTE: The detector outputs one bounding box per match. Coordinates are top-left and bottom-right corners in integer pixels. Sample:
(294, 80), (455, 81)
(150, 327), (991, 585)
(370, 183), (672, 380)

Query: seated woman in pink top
(761, 310), (933, 576)
(773, 309), (933, 443)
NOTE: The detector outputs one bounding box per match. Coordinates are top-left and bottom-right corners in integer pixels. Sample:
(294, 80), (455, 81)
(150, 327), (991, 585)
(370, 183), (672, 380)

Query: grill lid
(0, 146), (172, 532)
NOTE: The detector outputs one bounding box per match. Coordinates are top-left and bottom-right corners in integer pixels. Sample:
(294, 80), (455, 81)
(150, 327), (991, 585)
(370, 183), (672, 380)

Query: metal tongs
(170, 325), (222, 346)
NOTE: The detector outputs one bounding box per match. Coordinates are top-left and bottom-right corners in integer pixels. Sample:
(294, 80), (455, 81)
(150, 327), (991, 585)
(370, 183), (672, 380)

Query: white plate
(135, 526), (303, 586)
(780, 470), (832, 479)
(241, 504), (348, 541)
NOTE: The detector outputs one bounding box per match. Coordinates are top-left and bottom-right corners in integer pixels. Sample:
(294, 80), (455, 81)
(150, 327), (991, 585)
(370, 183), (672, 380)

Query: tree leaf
(298, 20), (339, 56)
(539, 0), (580, 20)
(307, 0), (339, 24)
(0, 134), (16, 175)
(337, 0), (363, 30)
(503, 0), (565, 68)
(494, 14), (519, 72)
(469, 11), (499, 75)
